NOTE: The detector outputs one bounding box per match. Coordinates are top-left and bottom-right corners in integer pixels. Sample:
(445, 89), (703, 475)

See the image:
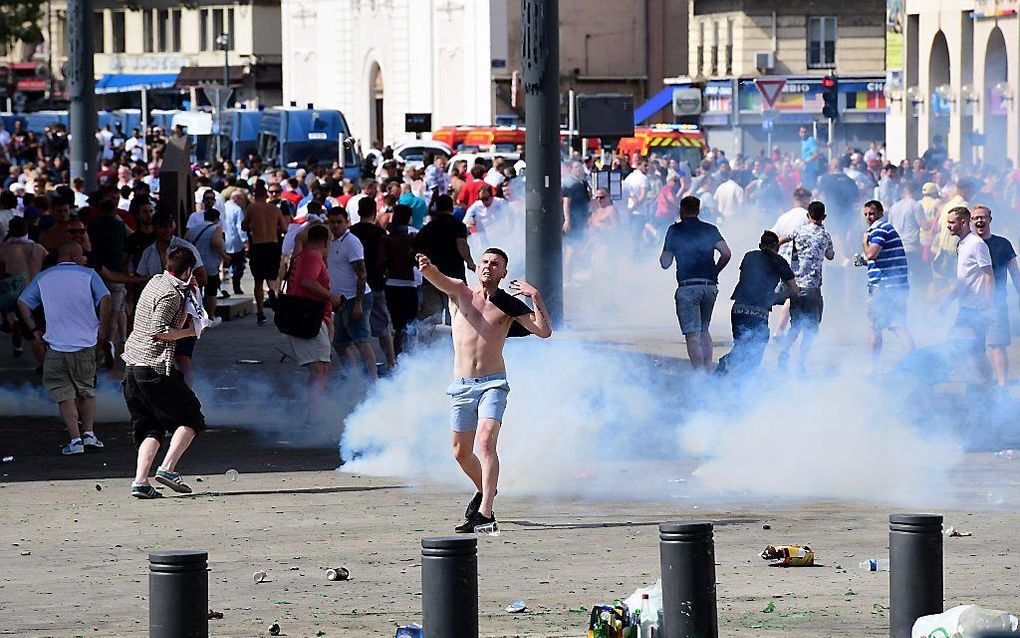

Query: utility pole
(67, 0), (98, 191)
(522, 0), (562, 325)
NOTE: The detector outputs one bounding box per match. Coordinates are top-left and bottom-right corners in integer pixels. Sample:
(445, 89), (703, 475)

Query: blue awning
(634, 85), (675, 125)
(95, 73), (178, 94)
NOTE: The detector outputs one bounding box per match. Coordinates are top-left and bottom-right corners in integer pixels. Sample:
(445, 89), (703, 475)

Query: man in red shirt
(456, 165), (488, 209)
(281, 178), (304, 208)
(285, 223), (342, 422)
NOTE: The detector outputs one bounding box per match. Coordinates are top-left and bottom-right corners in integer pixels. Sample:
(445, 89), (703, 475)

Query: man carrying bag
(276, 224), (341, 422)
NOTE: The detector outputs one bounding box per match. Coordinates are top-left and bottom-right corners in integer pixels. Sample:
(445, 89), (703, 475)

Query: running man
(416, 248), (552, 533)
(123, 247), (207, 498)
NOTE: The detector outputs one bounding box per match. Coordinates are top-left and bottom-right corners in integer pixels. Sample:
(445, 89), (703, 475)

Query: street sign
(671, 87), (703, 116)
(201, 86), (233, 111)
(754, 77), (787, 110)
(761, 111), (775, 132)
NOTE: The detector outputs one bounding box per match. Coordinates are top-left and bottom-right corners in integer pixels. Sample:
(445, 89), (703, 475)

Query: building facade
(279, 0), (688, 148)
(885, 0), (1019, 167)
(678, 0), (886, 157)
(3, 0), (283, 110)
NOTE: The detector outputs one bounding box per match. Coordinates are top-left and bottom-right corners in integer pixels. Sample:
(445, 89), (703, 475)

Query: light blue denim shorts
(446, 373), (510, 432)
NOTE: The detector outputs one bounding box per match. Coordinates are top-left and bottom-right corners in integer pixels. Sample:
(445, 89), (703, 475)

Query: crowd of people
(0, 115), (1018, 510)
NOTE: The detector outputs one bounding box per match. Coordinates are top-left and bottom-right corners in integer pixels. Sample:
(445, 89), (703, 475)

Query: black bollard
(149, 550), (209, 638)
(421, 536), (478, 638)
(889, 514), (943, 638)
(659, 521), (718, 638)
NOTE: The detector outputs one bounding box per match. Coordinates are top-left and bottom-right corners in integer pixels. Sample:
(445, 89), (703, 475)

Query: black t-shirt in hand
(350, 221), (388, 290)
(413, 213), (470, 282)
(731, 249), (795, 311)
(488, 289), (534, 338)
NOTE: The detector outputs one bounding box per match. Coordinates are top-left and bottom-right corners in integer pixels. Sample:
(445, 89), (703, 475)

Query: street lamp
(993, 81), (1014, 110)
(214, 32), (230, 160)
(906, 85), (925, 117)
(960, 84), (979, 116)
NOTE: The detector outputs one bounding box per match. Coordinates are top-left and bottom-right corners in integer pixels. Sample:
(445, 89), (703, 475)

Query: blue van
(220, 108), (264, 163)
(256, 107), (361, 180)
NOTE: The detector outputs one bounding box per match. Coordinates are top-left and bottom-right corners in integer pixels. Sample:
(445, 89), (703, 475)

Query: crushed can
(394, 623), (423, 638)
(325, 567), (350, 581)
(761, 544), (815, 567)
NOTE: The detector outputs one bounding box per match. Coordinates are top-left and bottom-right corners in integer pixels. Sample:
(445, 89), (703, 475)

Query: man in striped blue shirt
(862, 200), (915, 370)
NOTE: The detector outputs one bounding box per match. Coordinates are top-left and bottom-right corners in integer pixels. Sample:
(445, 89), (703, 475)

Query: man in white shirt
(97, 125), (114, 161)
(886, 180), (928, 289)
(623, 159), (651, 217)
(223, 191), (248, 295)
(124, 129), (146, 163)
(17, 242), (111, 456)
(713, 164), (745, 221)
(947, 206), (994, 380)
(326, 207), (378, 381)
(345, 179), (378, 223)
(463, 185), (510, 245)
(772, 187), (812, 262)
(193, 177), (225, 216)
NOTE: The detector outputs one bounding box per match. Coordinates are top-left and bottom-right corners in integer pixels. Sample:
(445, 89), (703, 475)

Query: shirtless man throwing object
(416, 248), (552, 533)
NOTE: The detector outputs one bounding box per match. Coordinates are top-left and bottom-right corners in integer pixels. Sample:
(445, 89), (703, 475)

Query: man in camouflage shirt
(777, 200), (835, 372)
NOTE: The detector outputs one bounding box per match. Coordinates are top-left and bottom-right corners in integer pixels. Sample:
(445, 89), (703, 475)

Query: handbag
(273, 253), (326, 339)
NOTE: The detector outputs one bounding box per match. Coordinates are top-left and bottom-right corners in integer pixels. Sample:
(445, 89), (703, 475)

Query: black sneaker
(257, 313), (267, 326)
(464, 491), (482, 519)
(233, 285), (244, 295)
(455, 511), (497, 534)
(219, 289), (231, 299)
(266, 289), (277, 309)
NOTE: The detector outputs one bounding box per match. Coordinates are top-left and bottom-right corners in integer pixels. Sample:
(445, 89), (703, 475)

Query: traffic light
(822, 74), (838, 120)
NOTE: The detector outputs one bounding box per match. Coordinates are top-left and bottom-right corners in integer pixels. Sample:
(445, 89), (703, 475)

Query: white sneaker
(211, 317), (223, 328)
(82, 433), (104, 449)
(62, 441), (84, 455)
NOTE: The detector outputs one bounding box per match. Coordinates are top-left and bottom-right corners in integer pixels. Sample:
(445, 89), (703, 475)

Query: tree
(0, 0), (46, 57)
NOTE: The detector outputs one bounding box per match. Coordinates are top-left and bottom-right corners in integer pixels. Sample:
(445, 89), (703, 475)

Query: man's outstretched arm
(416, 253), (470, 298)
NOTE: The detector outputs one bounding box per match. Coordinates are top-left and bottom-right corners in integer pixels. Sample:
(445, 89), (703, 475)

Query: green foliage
(0, 0), (46, 55)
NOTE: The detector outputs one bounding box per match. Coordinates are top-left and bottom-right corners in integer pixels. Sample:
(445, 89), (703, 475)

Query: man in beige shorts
(17, 242), (111, 455)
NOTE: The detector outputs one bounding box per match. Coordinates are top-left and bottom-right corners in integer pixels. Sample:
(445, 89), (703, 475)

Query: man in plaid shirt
(123, 246), (207, 499)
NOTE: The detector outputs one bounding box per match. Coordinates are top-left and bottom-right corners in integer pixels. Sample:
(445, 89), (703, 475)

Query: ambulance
(616, 124), (707, 170)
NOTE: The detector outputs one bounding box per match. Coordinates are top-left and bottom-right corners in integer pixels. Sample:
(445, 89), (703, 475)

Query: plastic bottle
(639, 593), (655, 638)
(859, 558), (890, 571)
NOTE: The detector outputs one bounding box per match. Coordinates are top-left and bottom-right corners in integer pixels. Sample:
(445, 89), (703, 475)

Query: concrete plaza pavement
(2, 283), (1020, 637)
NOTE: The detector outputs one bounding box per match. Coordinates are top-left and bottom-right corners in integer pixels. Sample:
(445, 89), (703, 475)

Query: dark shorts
(368, 290), (392, 338)
(124, 365), (206, 448)
(987, 303), (1011, 348)
(790, 289), (824, 329)
(955, 307), (989, 351)
(250, 242), (282, 281)
(176, 336), (197, 359)
(204, 275), (221, 299)
(386, 286), (419, 331)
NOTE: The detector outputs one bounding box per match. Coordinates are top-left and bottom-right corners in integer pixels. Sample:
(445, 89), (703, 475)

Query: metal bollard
(889, 514), (943, 638)
(659, 521), (718, 638)
(421, 536), (478, 638)
(149, 550), (209, 638)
